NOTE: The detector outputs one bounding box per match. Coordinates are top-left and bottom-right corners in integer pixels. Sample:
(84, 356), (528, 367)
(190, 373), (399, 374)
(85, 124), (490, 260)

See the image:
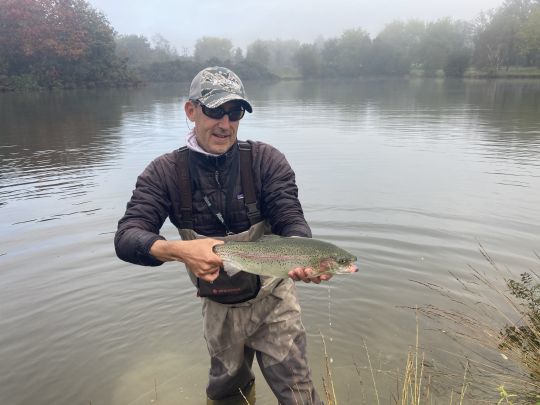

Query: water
(1, 78), (539, 404)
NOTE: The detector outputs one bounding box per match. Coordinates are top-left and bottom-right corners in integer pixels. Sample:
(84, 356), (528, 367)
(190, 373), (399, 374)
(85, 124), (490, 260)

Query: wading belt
(175, 141), (262, 232)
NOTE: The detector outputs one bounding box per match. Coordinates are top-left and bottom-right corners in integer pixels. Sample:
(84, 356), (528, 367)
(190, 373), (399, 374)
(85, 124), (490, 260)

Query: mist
(87, 0), (505, 53)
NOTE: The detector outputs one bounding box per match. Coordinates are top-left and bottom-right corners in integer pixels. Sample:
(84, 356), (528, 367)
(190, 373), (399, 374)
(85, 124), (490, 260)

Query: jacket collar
(189, 142), (239, 169)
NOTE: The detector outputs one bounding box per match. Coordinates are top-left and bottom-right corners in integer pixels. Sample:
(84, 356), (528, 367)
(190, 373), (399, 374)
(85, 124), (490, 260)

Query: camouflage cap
(189, 66), (253, 113)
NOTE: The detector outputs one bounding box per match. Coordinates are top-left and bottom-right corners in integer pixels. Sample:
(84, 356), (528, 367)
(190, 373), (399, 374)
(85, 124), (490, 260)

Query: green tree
(473, 0), (535, 71)
(418, 18), (471, 75)
(246, 40), (271, 67)
(151, 34), (178, 62)
(293, 43), (322, 78)
(246, 39), (300, 76)
(194, 37), (233, 63)
(115, 34), (178, 68)
(335, 28), (372, 76)
(115, 34), (153, 67)
(518, 3), (540, 66)
(320, 38), (340, 76)
(371, 20), (425, 75)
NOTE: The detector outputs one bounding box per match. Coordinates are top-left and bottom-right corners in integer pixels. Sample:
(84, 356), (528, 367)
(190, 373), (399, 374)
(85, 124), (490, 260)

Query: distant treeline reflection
(1, 0), (540, 91)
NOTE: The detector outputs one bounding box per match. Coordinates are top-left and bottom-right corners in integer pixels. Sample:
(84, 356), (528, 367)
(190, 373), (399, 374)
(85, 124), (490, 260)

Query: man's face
(185, 100), (242, 155)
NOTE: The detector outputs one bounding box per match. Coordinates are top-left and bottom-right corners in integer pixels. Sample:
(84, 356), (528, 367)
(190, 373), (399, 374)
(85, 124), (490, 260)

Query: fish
(213, 235), (358, 279)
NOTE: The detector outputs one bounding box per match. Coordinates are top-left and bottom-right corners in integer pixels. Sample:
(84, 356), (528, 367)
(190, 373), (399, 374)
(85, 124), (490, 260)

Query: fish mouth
(340, 263), (358, 274)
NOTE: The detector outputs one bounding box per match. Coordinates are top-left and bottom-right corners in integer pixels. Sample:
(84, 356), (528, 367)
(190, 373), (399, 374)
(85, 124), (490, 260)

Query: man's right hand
(150, 238), (224, 282)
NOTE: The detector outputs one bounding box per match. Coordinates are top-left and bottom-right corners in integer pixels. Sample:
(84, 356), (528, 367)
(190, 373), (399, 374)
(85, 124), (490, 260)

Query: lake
(1, 78), (539, 404)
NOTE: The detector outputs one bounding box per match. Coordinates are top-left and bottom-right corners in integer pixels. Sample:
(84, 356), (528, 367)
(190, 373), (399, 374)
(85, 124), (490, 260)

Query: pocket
(197, 268), (261, 304)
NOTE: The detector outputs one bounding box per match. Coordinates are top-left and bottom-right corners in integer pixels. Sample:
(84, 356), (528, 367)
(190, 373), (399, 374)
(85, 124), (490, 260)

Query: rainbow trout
(213, 235), (358, 278)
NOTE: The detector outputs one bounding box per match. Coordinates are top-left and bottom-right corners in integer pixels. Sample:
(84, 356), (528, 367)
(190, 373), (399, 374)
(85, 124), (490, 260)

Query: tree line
(1, 0), (540, 91)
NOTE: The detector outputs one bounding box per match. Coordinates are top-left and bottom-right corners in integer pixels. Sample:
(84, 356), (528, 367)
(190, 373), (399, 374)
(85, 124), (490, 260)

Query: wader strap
(176, 142), (262, 229)
(238, 142), (262, 226)
(176, 146), (193, 229)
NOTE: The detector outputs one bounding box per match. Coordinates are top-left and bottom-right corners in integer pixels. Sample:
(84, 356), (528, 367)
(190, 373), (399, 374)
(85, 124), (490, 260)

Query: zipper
(214, 169), (227, 234)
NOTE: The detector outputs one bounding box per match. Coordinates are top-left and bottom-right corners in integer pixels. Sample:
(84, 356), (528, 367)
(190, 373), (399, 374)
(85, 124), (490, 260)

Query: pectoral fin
(222, 260), (245, 277)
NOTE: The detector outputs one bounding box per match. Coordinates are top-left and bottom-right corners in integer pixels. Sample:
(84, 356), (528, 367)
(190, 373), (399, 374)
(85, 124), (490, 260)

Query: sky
(87, 0), (505, 54)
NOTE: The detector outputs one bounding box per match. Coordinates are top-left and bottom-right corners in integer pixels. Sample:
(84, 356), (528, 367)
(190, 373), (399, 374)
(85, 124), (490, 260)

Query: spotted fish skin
(213, 236), (358, 278)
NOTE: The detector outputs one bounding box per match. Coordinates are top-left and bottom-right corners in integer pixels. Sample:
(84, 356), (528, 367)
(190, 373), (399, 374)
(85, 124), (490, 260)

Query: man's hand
(288, 267), (333, 284)
(150, 238), (224, 282)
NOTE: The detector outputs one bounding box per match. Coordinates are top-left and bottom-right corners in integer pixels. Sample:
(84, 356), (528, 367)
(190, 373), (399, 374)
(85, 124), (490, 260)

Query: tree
(115, 34), (178, 68)
(473, 0), (535, 71)
(193, 37), (233, 63)
(418, 18), (471, 75)
(0, 0), (132, 87)
(246, 40), (271, 67)
(518, 4), (540, 66)
(115, 34), (153, 66)
(334, 28), (372, 76)
(246, 39), (300, 75)
(151, 33), (178, 61)
(293, 43), (322, 78)
(371, 20), (426, 75)
(320, 38), (340, 76)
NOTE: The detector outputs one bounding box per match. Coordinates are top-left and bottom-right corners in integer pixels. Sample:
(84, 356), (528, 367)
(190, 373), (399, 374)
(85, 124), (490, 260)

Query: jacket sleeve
(256, 143), (312, 238)
(114, 157), (172, 266)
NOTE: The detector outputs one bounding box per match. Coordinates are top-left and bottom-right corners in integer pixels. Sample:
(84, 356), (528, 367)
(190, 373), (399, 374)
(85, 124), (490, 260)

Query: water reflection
(0, 90), (126, 204)
(252, 78), (540, 137)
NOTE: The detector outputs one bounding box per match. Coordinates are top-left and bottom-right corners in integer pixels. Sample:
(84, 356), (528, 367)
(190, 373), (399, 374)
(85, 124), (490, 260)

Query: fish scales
(213, 236), (358, 279)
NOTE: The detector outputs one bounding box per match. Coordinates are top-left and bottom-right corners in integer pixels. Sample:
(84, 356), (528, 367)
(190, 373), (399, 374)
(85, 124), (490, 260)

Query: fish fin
(222, 260), (244, 277)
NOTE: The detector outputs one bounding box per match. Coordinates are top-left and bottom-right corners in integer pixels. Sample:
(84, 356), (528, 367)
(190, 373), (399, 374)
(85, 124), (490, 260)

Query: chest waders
(175, 141), (272, 304)
(175, 142), (322, 405)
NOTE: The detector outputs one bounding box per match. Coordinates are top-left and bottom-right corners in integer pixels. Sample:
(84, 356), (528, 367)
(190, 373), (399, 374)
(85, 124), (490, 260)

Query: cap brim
(200, 92), (253, 113)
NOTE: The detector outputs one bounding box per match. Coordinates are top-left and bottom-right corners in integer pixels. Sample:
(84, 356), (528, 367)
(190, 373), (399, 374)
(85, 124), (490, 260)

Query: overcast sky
(87, 0), (504, 54)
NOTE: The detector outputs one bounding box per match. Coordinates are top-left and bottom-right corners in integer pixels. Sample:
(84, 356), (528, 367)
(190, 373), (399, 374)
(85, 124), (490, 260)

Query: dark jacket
(114, 140), (311, 266)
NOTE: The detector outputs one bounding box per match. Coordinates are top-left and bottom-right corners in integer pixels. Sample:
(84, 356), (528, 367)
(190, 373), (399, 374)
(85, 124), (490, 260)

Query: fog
(87, 0), (504, 53)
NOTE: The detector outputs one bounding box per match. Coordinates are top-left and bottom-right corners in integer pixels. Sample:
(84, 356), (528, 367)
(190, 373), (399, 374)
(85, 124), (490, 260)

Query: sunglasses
(193, 101), (245, 122)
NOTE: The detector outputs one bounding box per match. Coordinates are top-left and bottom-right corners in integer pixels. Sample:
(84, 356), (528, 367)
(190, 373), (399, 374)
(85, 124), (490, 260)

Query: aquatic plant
(412, 246), (540, 404)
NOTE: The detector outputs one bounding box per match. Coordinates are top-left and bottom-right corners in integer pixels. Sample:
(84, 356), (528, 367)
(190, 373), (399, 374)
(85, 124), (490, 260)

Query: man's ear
(184, 101), (196, 121)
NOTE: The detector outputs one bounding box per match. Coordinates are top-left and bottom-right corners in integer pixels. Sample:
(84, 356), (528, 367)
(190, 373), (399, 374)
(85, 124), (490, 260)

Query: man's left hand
(288, 267), (333, 284)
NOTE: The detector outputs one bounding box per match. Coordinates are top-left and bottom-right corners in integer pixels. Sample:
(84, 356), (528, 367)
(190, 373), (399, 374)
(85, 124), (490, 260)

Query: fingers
(320, 273), (333, 281)
(198, 267), (220, 282)
(288, 267), (329, 284)
(191, 263), (220, 282)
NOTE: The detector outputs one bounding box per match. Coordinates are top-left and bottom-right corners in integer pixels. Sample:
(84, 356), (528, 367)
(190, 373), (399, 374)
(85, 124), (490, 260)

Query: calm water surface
(1, 79), (539, 404)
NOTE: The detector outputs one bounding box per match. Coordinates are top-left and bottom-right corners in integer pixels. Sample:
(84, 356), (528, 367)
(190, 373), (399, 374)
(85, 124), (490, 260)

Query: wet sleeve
(114, 159), (171, 266)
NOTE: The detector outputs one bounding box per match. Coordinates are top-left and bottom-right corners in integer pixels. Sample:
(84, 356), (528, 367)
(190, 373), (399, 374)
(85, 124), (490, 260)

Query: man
(115, 66), (330, 404)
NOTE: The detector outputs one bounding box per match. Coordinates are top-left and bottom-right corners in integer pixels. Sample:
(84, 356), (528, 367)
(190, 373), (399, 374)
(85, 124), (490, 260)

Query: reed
(412, 245), (540, 404)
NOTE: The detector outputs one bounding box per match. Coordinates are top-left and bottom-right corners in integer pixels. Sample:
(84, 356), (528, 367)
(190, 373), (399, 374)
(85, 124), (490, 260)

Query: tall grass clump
(414, 246), (540, 404)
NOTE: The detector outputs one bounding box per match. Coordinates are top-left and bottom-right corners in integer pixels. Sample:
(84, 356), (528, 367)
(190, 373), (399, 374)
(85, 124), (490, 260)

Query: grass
(319, 314), (472, 405)
(316, 245), (539, 405)
(465, 66), (540, 79)
(411, 245), (540, 404)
